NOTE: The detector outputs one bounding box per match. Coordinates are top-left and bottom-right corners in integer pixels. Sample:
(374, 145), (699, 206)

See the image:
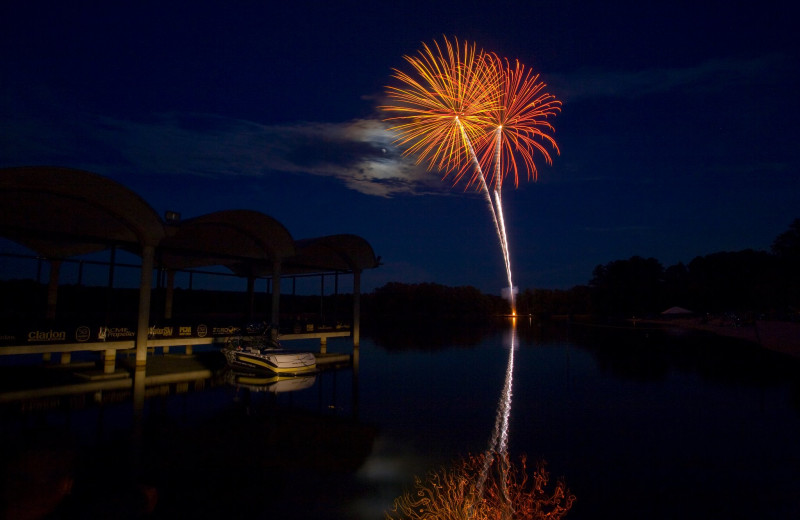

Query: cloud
(0, 107), (447, 198)
(105, 113), (452, 197)
(549, 53), (788, 102)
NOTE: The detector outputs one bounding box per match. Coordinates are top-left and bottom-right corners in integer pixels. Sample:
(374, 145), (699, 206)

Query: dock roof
(1, 166), (379, 276)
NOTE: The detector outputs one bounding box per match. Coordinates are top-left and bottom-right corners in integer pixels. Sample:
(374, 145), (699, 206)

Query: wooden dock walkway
(0, 348), (354, 405)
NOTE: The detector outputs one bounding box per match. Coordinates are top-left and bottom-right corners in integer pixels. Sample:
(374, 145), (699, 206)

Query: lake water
(3, 321), (799, 519)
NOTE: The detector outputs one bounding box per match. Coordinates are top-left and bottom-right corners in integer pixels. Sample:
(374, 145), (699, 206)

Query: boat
(221, 322), (317, 375)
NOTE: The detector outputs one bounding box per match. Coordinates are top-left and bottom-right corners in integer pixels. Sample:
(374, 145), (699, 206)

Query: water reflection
(3, 323), (800, 519)
(364, 319), (498, 351)
(512, 322), (800, 519)
(385, 320), (576, 519)
(141, 388), (375, 518)
(567, 321), (800, 392)
(1, 426), (77, 520)
(225, 369), (317, 395)
(477, 320), (516, 497)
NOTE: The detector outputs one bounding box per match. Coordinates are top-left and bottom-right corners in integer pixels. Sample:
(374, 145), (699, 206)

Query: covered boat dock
(0, 166), (380, 375)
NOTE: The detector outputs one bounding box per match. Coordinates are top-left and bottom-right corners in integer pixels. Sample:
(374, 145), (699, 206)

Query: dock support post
(133, 366), (146, 420)
(352, 269), (361, 349)
(46, 259), (61, 321)
(246, 276), (255, 323)
(45, 259), (61, 363)
(164, 269), (175, 320)
(271, 260), (281, 341)
(103, 349), (116, 374)
(135, 245), (155, 370)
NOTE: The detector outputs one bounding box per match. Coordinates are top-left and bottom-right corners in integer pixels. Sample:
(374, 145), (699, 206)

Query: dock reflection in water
(1, 345), (370, 519)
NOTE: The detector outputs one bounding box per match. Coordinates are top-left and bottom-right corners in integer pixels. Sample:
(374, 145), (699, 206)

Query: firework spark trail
(493, 188), (515, 313)
(491, 127), (513, 309)
(456, 118), (503, 239)
(457, 118), (516, 314)
(466, 142), (514, 310)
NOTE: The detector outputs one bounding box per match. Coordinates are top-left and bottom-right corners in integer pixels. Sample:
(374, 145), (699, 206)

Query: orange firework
(381, 36), (501, 181)
(383, 39), (560, 191)
(471, 55), (561, 190)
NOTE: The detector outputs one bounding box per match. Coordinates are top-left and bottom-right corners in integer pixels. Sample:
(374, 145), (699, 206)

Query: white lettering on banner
(212, 326), (240, 336)
(100, 327), (135, 340)
(149, 326), (174, 337)
(27, 330), (67, 342)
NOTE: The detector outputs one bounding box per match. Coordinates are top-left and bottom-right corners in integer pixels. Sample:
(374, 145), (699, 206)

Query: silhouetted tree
(771, 218), (800, 260)
(663, 262), (690, 308)
(686, 250), (777, 312)
(771, 218), (800, 309)
(582, 220), (800, 317)
(362, 282), (506, 324)
(590, 256), (664, 316)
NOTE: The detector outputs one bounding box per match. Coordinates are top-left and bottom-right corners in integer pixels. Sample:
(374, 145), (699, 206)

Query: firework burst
(383, 38), (560, 192)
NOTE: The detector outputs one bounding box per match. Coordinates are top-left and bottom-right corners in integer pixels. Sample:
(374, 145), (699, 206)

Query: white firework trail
(456, 121), (516, 314)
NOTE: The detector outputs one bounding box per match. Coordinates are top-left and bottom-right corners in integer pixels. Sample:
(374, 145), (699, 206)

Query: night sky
(2, 1), (798, 294)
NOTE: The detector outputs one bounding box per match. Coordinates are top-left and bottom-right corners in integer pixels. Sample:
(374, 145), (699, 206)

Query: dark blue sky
(2, 1), (798, 294)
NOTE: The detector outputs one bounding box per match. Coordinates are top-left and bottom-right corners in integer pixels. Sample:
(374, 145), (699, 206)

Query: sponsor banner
(0, 325), (132, 345)
(1, 324), (136, 345)
(0, 321), (237, 346)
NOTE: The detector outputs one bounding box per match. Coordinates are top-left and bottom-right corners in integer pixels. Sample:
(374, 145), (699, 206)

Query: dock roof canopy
(289, 235), (379, 275)
(0, 166), (165, 258)
(159, 209), (297, 273)
(0, 166), (379, 276)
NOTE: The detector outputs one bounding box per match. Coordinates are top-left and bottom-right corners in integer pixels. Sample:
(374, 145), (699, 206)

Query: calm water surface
(3, 321), (799, 519)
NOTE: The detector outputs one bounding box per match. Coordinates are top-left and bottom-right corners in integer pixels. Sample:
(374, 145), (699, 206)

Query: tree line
(366, 219), (800, 321)
(584, 218), (799, 318)
(3, 220), (797, 324)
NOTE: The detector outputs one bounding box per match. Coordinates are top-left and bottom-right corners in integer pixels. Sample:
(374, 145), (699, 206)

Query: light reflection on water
(2, 322), (800, 519)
